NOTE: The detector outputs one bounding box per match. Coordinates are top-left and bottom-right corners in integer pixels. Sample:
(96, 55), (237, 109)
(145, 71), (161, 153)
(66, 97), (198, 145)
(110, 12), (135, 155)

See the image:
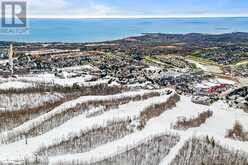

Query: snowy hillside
(0, 81), (247, 165)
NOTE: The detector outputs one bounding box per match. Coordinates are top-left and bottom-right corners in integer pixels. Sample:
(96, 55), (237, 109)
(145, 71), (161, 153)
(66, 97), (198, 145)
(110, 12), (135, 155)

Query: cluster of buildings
(192, 79), (236, 105)
(0, 45), (94, 76)
(0, 44), (242, 109)
(223, 65), (248, 78)
(226, 87), (248, 112)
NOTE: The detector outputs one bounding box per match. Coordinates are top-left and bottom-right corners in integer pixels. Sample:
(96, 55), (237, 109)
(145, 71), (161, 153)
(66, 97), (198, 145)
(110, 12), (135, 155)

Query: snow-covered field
(0, 72), (109, 88)
(0, 81), (34, 90)
(0, 83), (247, 165)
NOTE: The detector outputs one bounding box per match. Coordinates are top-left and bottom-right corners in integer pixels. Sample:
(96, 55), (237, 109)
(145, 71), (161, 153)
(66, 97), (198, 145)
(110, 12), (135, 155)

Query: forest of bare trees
(173, 110), (213, 130)
(55, 134), (180, 165)
(171, 137), (248, 165)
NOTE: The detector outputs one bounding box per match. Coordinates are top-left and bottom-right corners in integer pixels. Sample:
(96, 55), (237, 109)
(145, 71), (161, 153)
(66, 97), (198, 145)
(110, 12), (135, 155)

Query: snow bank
(0, 81), (33, 90)
(216, 78), (236, 85)
(16, 73), (109, 87)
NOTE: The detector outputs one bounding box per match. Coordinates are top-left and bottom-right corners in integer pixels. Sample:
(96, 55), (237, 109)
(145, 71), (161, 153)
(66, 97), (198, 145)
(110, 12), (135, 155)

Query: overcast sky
(7, 0), (248, 18)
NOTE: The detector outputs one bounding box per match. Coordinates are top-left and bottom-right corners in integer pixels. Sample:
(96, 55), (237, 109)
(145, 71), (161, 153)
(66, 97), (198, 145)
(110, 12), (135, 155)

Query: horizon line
(25, 15), (248, 19)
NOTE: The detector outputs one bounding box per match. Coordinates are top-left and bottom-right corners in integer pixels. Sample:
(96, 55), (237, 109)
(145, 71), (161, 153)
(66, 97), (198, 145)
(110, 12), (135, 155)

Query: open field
(234, 60), (248, 66)
(185, 58), (223, 74)
(186, 55), (218, 66)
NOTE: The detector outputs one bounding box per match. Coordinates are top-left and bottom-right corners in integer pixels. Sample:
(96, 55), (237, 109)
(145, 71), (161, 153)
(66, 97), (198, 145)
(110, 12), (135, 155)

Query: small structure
(8, 44), (14, 76)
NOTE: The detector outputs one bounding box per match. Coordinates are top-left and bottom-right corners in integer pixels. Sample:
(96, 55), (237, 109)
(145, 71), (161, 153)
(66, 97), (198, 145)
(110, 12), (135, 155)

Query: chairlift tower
(9, 44), (14, 76)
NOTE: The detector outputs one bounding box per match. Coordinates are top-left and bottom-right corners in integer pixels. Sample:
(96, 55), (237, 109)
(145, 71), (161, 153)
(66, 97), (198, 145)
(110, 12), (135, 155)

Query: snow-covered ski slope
(0, 87), (247, 165)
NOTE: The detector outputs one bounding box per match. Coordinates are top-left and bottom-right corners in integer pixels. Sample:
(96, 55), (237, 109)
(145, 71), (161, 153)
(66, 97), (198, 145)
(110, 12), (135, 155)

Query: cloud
(25, 0), (113, 18)
(0, 0), (247, 18)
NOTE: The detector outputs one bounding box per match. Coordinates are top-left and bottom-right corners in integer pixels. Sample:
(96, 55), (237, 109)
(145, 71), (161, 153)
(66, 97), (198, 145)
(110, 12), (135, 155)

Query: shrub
(173, 110), (213, 130)
(226, 121), (248, 141)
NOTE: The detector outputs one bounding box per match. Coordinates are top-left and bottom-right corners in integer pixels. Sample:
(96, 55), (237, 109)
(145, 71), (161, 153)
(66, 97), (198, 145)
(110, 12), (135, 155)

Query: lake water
(1, 17), (248, 43)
